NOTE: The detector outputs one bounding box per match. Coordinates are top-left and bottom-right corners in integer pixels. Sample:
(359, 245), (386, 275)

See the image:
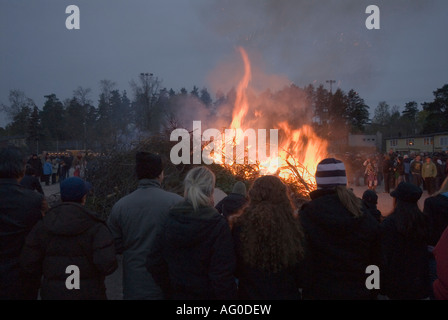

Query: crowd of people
(19, 151), (90, 195)
(1, 144), (448, 300)
(343, 149), (448, 196)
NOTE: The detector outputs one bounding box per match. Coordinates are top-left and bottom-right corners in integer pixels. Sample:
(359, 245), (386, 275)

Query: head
(391, 182), (422, 206)
(183, 166), (216, 211)
(390, 182), (427, 241)
(60, 177), (92, 205)
(232, 181), (247, 197)
(135, 151), (164, 181)
(0, 146), (27, 180)
(235, 175), (305, 273)
(416, 155), (421, 161)
(425, 157), (431, 163)
(315, 158), (347, 190)
(362, 189), (378, 206)
(315, 158), (363, 217)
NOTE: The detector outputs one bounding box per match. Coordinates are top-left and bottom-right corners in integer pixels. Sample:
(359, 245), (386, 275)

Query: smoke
(195, 0), (438, 95)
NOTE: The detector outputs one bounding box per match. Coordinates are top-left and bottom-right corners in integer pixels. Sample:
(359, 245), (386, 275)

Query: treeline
(1, 74), (447, 154)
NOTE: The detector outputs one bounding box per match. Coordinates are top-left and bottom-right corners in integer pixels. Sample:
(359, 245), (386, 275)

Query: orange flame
(224, 47), (328, 193)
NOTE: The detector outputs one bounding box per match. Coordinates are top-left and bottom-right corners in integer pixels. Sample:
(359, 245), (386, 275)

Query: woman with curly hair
(299, 158), (381, 300)
(232, 175), (307, 300)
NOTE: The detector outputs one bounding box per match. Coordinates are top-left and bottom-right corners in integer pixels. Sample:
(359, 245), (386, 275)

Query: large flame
(222, 47), (329, 194)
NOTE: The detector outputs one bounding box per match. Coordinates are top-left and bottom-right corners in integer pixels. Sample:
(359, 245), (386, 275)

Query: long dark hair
(235, 175), (305, 273)
(393, 199), (429, 242)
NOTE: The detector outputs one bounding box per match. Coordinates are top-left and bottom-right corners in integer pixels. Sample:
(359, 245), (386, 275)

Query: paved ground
(41, 180), (431, 300)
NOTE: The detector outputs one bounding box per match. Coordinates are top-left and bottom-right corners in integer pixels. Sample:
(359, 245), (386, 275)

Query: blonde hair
(335, 185), (364, 218)
(184, 166), (216, 211)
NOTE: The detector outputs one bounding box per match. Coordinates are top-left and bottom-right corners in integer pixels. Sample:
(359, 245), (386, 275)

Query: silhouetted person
(20, 167), (44, 195)
(0, 146), (46, 300)
(20, 177), (117, 299)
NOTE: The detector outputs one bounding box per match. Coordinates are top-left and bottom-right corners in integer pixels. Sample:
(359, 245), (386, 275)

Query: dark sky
(1, 0), (447, 127)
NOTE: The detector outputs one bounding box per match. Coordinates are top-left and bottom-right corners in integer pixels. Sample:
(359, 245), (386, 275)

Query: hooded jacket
(299, 188), (381, 300)
(215, 193), (248, 219)
(146, 200), (237, 300)
(20, 202), (117, 300)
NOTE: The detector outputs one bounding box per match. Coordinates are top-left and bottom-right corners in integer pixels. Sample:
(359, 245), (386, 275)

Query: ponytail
(335, 185), (363, 218)
(184, 166), (216, 211)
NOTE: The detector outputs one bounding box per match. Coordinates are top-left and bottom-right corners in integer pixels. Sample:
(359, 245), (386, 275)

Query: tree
(345, 89), (370, 133)
(401, 101), (419, 135)
(314, 84), (330, 125)
(40, 94), (66, 147)
(373, 101), (391, 126)
(200, 87), (213, 109)
(27, 105), (42, 154)
(190, 86), (199, 98)
(0, 89), (35, 122)
(130, 73), (161, 133)
(421, 84), (448, 133)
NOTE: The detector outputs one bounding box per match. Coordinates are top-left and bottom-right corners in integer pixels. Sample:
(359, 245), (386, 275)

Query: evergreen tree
(345, 89), (370, 133)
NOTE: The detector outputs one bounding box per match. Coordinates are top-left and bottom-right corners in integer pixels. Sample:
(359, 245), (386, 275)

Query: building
(347, 132), (382, 152)
(385, 132), (448, 154)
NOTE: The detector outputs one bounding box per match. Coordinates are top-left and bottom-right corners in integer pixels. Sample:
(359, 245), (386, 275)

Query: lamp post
(326, 80), (336, 94)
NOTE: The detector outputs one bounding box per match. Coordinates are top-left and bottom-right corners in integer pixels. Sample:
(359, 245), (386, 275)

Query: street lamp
(326, 80), (336, 94)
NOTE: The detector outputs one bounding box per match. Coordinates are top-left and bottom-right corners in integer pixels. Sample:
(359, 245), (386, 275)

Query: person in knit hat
(299, 158), (381, 300)
(215, 181), (248, 224)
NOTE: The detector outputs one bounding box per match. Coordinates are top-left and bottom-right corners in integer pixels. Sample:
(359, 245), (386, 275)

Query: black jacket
(0, 179), (44, 300)
(380, 213), (431, 299)
(146, 200), (237, 300)
(20, 202), (118, 300)
(299, 188), (381, 300)
(232, 225), (306, 300)
(423, 193), (448, 247)
(215, 193), (248, 219)
(20, 174), (44, 195)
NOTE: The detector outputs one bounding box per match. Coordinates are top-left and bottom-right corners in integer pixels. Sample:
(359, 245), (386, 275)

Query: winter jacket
(380, 213), (431, 299)
(20, 174), (45, 195)
(107, 179), (183, 299)
(411, 160), (423, 175)
(43, 162), (52, 176)
(299, 188), (381, 300)
(215, 193), (248, 220)
(424, 193), (448, 247)
(0, 179), (44, 300)
(232, 225), (306, 300)
(433, 226), (448, 300)
(422, 162), (437, 179)
(146, 200), (237, 300)
(20, 202), (117, 300)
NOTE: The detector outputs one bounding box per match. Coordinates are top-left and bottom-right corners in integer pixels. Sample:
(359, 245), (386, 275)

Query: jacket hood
(164, 200), (224, 248)
(304, 188), (369, 235)
(43, 202), (104, 235)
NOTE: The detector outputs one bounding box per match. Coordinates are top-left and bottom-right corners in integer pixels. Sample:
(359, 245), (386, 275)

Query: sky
(1, 0), (447, 128)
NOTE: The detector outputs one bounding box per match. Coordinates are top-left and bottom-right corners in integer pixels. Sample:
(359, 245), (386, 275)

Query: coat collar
(137, 179), (161, 189)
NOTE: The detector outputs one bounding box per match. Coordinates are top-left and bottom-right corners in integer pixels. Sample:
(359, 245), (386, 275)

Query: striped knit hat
(315, 158), (347, 189)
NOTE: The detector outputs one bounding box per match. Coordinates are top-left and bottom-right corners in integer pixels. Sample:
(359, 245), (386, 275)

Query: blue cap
(60, 177), (92, 202)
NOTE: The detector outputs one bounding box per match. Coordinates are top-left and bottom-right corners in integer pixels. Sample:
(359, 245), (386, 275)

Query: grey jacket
(107, 179), (182, 299)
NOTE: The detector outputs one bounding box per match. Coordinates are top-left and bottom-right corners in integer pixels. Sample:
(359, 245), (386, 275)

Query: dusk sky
(1, 0), (447, 127)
